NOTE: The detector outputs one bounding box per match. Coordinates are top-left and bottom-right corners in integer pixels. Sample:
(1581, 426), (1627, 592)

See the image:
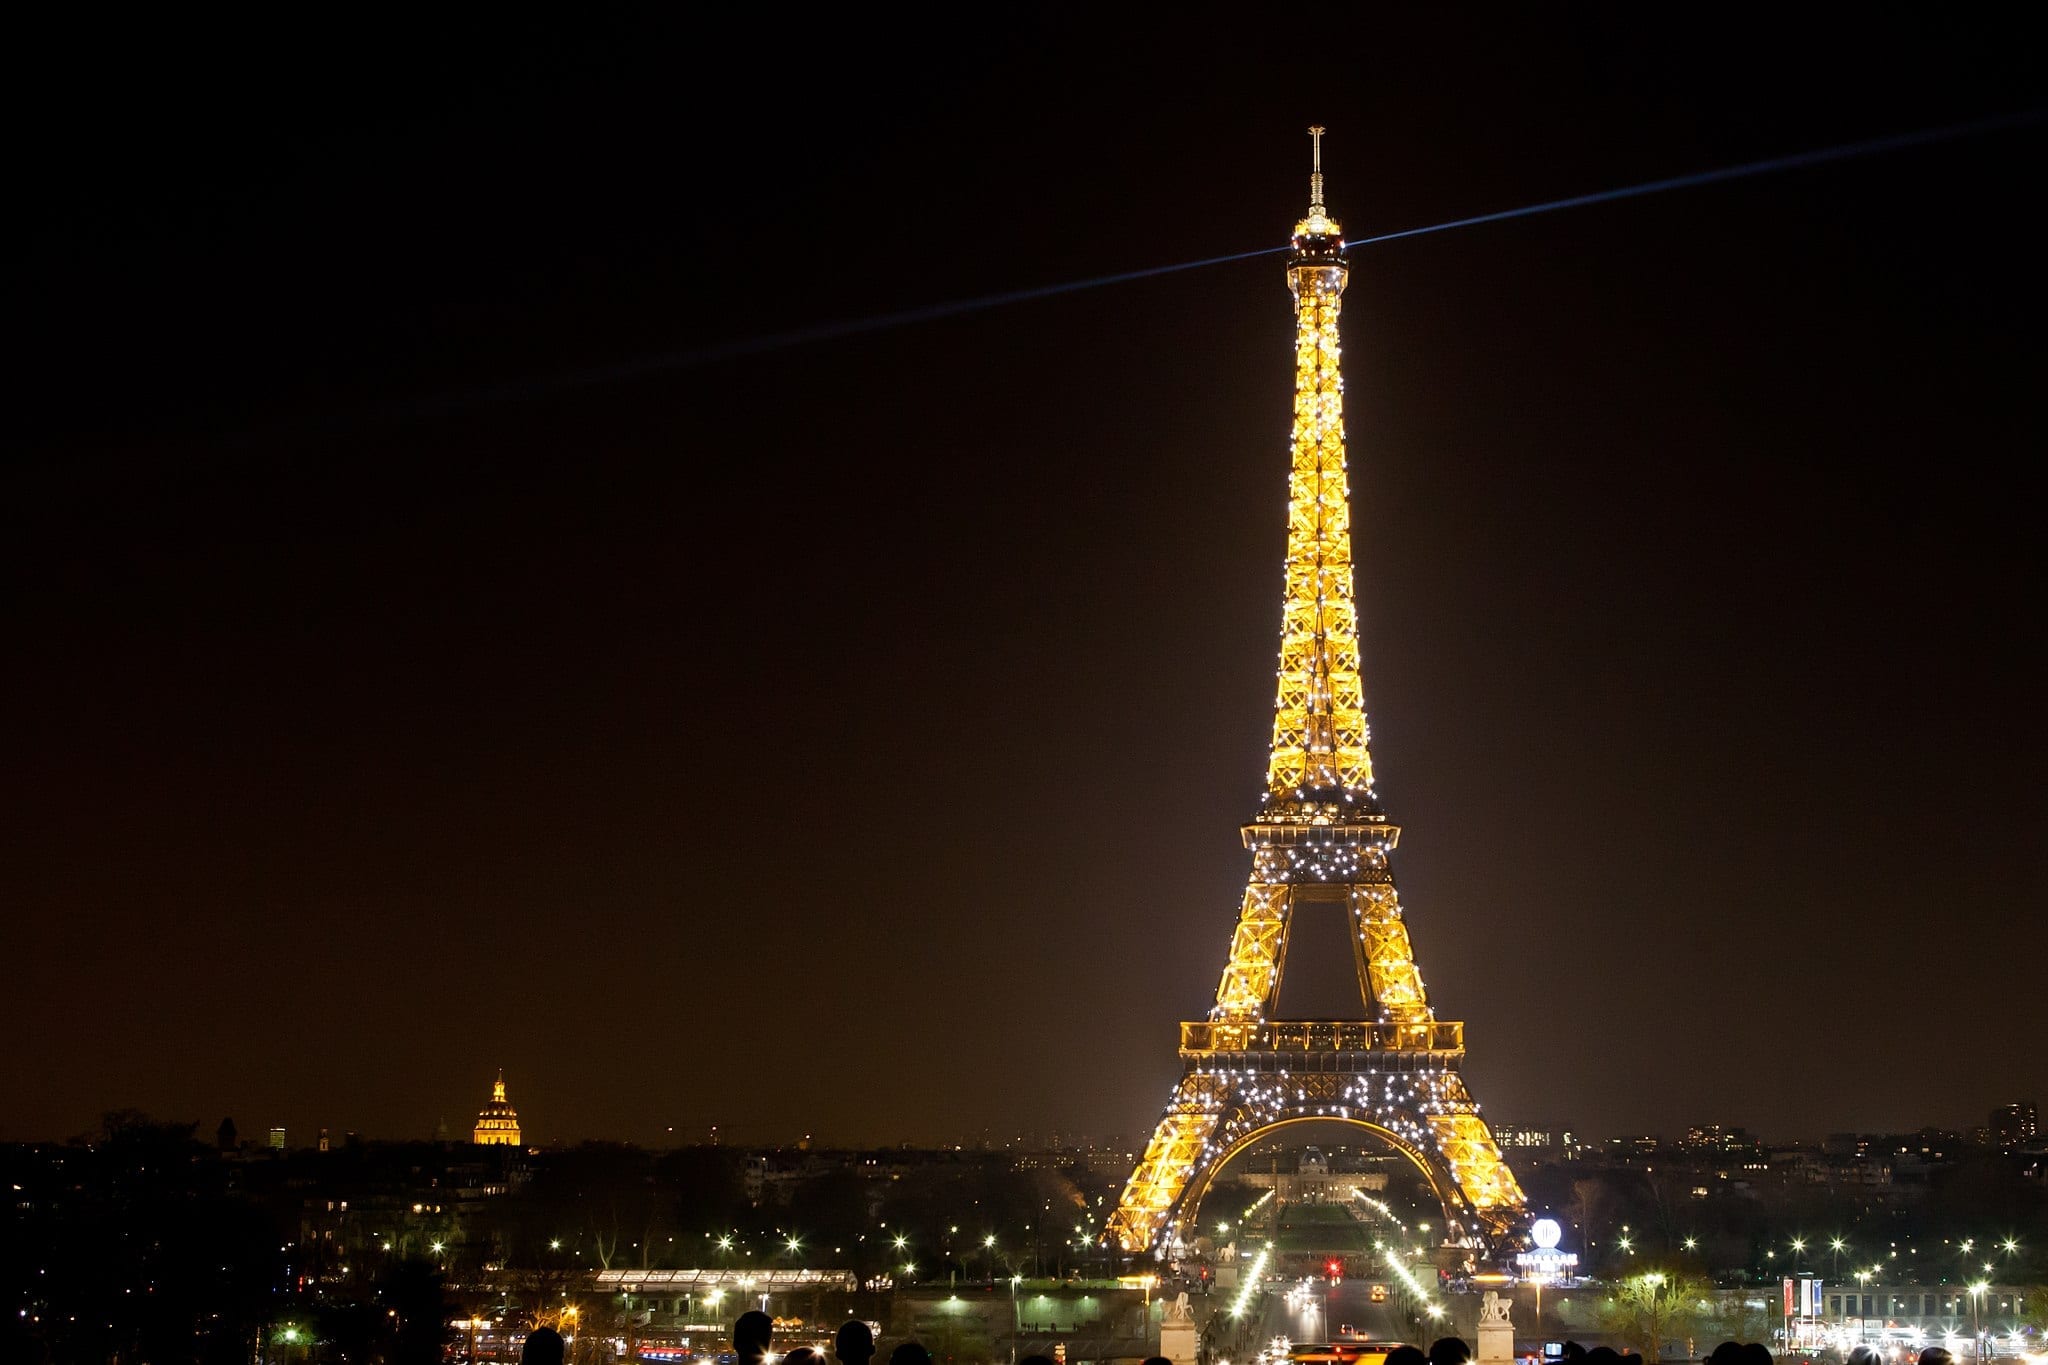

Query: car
(1369, 1283), (1389, 1303)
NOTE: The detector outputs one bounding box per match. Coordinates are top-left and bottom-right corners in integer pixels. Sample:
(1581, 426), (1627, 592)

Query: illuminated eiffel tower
(1105, 130), (1527, 1257)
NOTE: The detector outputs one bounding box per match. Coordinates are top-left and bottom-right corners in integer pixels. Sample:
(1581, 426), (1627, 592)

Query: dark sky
(8, 10), (2043, 1152)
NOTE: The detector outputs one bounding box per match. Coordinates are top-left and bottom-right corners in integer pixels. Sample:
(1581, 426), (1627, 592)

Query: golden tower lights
(1105, 129), (1526, 1257)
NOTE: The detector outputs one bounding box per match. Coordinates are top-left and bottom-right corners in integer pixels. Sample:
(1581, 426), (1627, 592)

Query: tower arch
(1170, 1113), (1462, 1249)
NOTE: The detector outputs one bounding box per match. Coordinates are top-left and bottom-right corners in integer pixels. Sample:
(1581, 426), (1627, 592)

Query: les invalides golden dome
(472, 1070), (521, 1146)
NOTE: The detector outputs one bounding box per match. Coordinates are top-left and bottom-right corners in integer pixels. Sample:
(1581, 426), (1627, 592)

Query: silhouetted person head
(522, 1328), (566, 1365)
(890, 1343), (933, 1365)
(1738, 1344), (1772, 1365)
(1429, 1338), (1472, 1365)
(1585, 1349), (1623, 1365)
(1143, 1357), (1173, 1365)
(1706, 1343), (1741, 1365)
(1623, 1354), (1643, 1365)
(1917, 1350), (1953, 1365)
(783, 1350), (822, 1365)
(1387, 1347), (1429, 1365)
(1562, 1345), (1586, 1363)
(836, 1321), (877, 1365)
(1846, 1348), (1882, 1365)
(734, 1311), (774, 1365)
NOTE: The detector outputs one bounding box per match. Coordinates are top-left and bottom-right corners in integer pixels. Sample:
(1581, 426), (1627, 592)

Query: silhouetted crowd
(515, 1311), (1967, 1365)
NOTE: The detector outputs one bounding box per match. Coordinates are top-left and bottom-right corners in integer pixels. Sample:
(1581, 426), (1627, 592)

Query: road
(1199, 1270), (1423, 1365)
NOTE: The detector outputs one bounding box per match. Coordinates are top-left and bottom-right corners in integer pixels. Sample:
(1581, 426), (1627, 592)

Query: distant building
(1683, 1125), (1765, 1159)
(472, 1071), (522, 1146)
(1818, 1279), (2032, 1346)
(268, 1126), (287, 1151)
(1495, 1124), (1577, 1154)
(1605, 1135), (1661, 1158)
(1991, 1101), (2038, 1147)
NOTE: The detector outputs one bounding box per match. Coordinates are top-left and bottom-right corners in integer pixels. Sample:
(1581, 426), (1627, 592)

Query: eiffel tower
(1105, 130), (1527, 1257)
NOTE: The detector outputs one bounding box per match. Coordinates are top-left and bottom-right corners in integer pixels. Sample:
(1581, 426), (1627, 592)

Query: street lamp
(1969, 1282), (1988, 1350)
(1009, 1275), (1023, 1365)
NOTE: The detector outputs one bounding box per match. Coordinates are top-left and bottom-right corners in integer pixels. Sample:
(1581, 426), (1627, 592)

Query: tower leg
(1107, 1074), (1226, 1252)
(1423, 1075), (1525, 1240)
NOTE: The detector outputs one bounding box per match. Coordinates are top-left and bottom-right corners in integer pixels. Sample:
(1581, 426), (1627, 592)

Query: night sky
(8, 11), (2043, 1152)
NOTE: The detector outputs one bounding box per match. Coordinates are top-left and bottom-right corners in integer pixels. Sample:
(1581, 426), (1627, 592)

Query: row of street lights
(1599, 1226), (2025, 1278)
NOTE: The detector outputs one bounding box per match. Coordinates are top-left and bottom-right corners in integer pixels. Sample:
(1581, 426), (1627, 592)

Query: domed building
(472, 1070), (522, 1146)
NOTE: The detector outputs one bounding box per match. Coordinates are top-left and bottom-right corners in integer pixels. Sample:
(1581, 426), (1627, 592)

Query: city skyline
(106, 1077), (2038, 1156)
(8, 13), (2044, 1150)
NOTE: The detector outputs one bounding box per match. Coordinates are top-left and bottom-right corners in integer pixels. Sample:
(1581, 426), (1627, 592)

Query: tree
(1703, 1290), (1780, 1349)
(14, 1112), (285, 1365)
(378, 1257), (453, 1365)
(2019, 1286), (2048, 1337)
(1599, 1270), (1714, 1363)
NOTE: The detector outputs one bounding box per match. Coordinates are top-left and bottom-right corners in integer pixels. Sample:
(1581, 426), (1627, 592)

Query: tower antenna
(1308, 125), (1326, 210)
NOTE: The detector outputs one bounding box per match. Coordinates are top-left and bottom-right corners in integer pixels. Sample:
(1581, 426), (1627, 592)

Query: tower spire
(1308, 124), (1326, 211)
(1295, 125), (1341, 239)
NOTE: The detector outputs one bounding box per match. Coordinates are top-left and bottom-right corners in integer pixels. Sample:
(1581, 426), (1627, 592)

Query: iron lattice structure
(1105, 131), (1526, 1257)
